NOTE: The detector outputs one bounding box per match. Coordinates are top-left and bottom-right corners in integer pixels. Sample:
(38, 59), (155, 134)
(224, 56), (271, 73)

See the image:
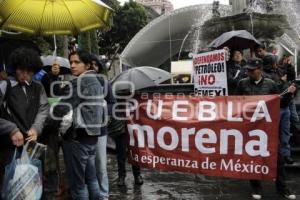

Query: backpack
(107, 117), (126, 137)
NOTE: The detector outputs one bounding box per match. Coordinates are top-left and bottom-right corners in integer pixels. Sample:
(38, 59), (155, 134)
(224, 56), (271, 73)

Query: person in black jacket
(235, 58), (296, 200)
(263, 56), (295, 164)
(279, 55), (296, 82)
(111, 97), (143, 187)
(41, 62), (64, 97)
(255, 45), (276, 72)
(226, 49), (247, 95)
(0, 47), (49, 196)
(41, 61), (66, 199)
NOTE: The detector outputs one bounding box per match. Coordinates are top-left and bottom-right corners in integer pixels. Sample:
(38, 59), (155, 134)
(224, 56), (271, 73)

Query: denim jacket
(53, 71), (104, 136)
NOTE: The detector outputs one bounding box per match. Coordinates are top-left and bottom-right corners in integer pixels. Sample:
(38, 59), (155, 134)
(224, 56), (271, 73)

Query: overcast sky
(117, 0), (229, 9)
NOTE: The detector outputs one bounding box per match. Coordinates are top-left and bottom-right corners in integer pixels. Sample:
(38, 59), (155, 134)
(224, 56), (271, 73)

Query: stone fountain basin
(202, 12), (290, 43)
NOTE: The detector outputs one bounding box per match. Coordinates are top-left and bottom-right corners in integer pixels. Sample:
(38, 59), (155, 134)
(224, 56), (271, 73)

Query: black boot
(284, 156), (294, 165)
(134, 175), (144, 185)
(117, 176), (126, 187)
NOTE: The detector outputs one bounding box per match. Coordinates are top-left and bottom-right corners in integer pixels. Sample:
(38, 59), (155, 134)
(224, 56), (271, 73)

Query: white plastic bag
(2, 142), (43, 200)
(59, 110), (73, 136)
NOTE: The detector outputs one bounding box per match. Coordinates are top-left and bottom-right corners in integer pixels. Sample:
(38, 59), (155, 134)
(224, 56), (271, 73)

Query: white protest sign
(193, 49), (228, 96)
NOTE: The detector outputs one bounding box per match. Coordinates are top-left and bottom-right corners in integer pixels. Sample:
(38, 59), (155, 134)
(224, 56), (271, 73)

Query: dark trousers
(114, 134), (141, 177)
(289, 100), (300, 145)
(39, 131), (60, 198)
(250, 153), (287, 192)
(0, 145), (15, 194)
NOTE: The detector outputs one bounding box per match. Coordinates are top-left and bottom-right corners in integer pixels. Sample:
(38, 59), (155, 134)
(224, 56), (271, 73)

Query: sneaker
(117, 176), (126, 187)
(284, 156), (294, 165)
(278, 188), (296, 200)
(251, 193), (262, 200)
(251, 188), (262, 200)
(134, 175), (144, 185)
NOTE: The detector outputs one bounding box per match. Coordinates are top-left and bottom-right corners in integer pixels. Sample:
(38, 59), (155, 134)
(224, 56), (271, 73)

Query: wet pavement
(107, 153), (300, 200)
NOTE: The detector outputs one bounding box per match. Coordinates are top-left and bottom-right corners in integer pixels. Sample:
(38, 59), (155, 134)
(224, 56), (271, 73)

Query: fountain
(201, 0), (292, 44)
(193, 0), (299, 76)
(121, 0), (299, 75)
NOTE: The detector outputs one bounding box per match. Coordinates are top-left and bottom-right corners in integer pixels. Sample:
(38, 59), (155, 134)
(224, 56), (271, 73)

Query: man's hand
(281, 74), (287, 82)
(223, 47), (230, 61)
(10, 131), (24, 147)
(26, 128), (38, 142)
(288, 85), (297, 94)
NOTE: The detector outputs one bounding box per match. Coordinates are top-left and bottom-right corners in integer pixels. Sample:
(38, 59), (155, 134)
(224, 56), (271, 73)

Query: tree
(74, 0), (120, 55)
(33, 34), (69, 57)
(98, 0), (149, 57)
(102, 0), (121, 10)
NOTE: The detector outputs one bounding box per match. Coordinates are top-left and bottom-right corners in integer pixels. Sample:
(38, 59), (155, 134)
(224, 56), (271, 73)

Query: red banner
(127, 95), (280, 180)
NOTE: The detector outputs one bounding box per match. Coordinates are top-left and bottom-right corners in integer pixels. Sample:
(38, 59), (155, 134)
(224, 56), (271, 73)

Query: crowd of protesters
(0, 43), (299, 200)
(0, 47), (143, 200)
(225, 44), (299, 200)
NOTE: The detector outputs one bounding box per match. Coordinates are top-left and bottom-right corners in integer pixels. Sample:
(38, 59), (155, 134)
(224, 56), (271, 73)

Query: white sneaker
(283, 194), (296, 200)
(252, 194), (262, 200)
(279, 188), (297, 200)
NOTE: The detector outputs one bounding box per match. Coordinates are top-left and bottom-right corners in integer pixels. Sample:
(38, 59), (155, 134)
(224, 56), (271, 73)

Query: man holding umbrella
(41, 61), (64, 97)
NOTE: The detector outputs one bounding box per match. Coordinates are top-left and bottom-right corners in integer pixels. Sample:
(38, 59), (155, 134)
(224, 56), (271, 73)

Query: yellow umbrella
(0, 0), (112, 35)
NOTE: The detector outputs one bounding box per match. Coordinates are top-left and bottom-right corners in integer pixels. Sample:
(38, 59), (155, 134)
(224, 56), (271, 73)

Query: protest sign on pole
(193, 49), (228, 96)
(127, 94), (280, 180)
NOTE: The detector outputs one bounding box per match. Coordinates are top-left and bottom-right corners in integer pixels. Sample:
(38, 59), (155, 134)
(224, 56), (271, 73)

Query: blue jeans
(289, 100), (300, 130)
(279, 107), (291, 157)
(95, 135), (109, 199)
(62, 140), (101, 200)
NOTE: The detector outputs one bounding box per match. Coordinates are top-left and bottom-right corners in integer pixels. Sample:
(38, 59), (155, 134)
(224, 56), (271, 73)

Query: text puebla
(126, 95), (280, 180)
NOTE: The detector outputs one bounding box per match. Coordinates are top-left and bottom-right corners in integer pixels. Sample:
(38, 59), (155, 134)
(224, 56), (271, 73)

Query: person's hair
(256, 44), (266, 50)
(230, 49), (243, 60)
(279, 57), (286, 65)
(90, 54), (105, 74)
(8, 47), (42, 73)
(69, 50), (92, 66)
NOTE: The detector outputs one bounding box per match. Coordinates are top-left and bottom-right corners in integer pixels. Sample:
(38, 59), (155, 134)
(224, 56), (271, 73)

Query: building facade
(136, 0), (174, 15)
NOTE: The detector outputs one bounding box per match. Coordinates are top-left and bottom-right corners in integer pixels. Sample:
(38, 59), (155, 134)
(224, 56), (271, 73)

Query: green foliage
(35, 35), (66, 57)
(101, 0), (121, 10)
(98, 0), (149, 56)
(78, 30), (100, 54)
(78, 32), (91, 53)
(35, 36), (52, 55)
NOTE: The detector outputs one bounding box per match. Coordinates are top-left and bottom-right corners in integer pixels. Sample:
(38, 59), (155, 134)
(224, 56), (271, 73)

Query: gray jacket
(53, 71), (104, 136)
(0, 118), (18, 136)
(235, 77), (278, 95)
(235, 77), (292, 108)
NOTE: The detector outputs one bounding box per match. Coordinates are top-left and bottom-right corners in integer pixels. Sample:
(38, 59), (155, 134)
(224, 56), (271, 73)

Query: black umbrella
(208, 30), (261, 50)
